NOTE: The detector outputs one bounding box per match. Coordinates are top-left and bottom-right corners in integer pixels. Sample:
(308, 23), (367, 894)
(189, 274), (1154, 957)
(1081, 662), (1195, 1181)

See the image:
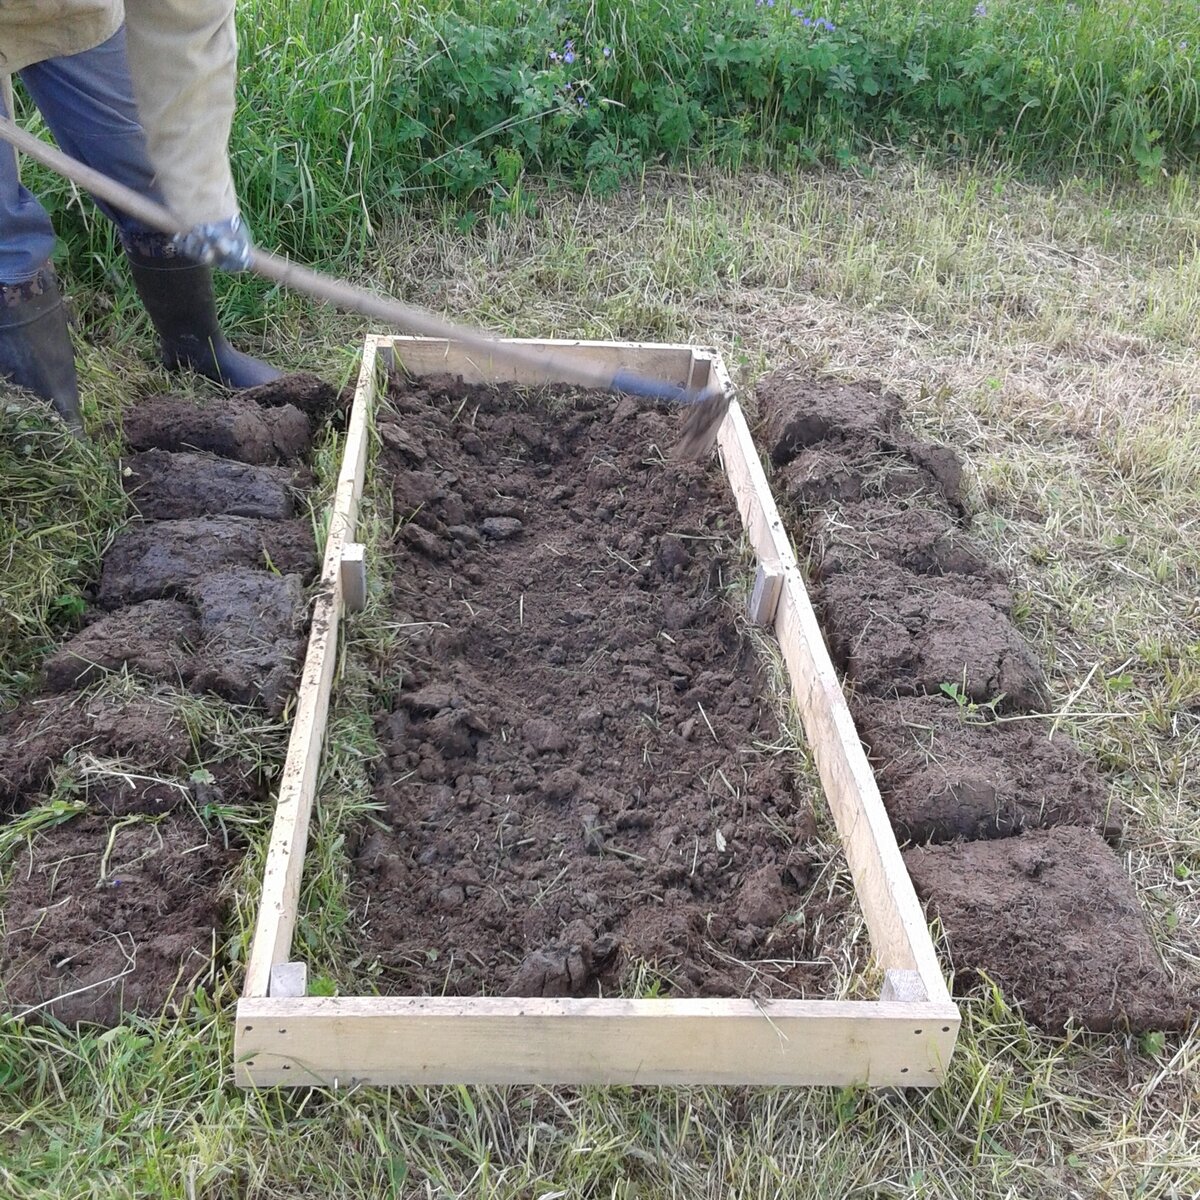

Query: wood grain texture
(235, 995), (959, 1087)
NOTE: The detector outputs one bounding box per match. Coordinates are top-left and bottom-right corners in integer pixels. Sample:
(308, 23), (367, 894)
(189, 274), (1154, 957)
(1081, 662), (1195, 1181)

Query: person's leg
(0, 80), (83, 431)
(21, 28), (279, 388)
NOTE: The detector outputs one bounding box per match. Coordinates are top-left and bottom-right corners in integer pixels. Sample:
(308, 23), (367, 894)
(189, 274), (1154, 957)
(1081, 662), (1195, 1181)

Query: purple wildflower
(549, 50), (560, 61)
(603, 46), (613, 58)
(791, 7), (803, 15)
(803, 16), (812, 25)
(974, 2), (987, 15)
(820, 17), (835, 30)
(564, 50), (576, 64)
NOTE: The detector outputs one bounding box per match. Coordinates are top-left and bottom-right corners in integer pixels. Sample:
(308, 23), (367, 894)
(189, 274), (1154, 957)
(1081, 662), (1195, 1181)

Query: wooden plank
(715, 399), (952, 1005)
(386, 335), (697, 390)
(269, 962), (309, 999)
(340, 543), (367, 613)
(747, 561), (784, 626)
(242, 336), (378, 999)
(882, 969), (928, 1003)
(235, 996), (959, 1088)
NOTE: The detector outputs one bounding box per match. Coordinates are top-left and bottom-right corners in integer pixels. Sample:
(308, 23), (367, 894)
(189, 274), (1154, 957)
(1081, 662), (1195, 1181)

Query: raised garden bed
(234, 336), (960, 1088)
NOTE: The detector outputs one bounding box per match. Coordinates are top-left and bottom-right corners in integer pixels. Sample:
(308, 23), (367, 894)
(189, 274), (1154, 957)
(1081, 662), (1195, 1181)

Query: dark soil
(42, 600), (199, 693)
(186, 568), (306, 715)
(97, 515), (315, 608)
(759, 370), (903, 463)
(754, 363), (1197, 1032)
(0, 813), (230, 1024)
(0, 692), (191, 808)
(353, 375), (833, 1000)
(123, 391), (311, 464)
(809, 500), (1006, 597)
(237, 372), (340, 420)
(2, 374), (326, 1026)
(777, 434), (966, 514)
(44, 571), (305, 715)
(904, 827), (1194, 1033)
(819, 561), (1046, 711)
(123, 449), (306, 521)
(852, 695), (1120, 845)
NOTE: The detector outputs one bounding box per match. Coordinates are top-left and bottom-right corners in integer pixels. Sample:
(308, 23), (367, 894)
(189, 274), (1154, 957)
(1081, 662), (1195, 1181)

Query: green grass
(18, 0), (1200, 283)
(0, 384), (125, 707)
(2, 157), (1198, 1197)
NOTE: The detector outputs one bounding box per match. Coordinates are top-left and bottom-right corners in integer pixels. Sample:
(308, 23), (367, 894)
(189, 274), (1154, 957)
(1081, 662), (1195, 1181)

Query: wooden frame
(235, 336), (959, 1088)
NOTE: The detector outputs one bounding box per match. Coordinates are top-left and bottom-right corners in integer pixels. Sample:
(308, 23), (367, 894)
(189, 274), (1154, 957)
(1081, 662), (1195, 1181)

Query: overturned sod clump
(353, 374), (836, 1000)
(904, 828), (1191, 1035)
(756, 365), (1194, 1034)
(0, 374), (332, 1025)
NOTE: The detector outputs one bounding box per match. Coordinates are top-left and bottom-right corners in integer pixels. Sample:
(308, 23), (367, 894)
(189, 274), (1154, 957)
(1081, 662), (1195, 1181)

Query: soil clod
(98, 516), (315, 608)
(757, 370), (902, 464)
(42, 600), (198, 693)
(905, 828), (1194, 1033)
(0, 692), (191, 807)
(0, 813), (229, 1025)
(853, 695), (1119, 844)
(818, 562), (1045, 711)
(124, 449), (303, 521)
(123, 393), (311, 464)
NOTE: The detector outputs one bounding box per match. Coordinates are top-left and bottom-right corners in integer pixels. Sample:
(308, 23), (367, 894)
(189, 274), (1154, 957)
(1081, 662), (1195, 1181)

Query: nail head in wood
(269, 961), (309, 999)
(747, 561), (784, 626)
(340, 542), (367, 613)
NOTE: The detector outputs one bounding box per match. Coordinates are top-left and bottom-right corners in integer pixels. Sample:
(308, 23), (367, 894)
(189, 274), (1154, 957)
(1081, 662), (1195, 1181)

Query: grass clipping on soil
(350, 372), (842, 1001)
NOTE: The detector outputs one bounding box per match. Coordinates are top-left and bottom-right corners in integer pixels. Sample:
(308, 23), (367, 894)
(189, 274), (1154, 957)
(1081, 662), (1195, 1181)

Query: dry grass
(2, 160), (1198, 1198)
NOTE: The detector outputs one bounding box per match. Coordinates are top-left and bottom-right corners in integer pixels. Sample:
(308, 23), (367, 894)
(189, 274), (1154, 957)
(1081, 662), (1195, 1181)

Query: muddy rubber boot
(0, 270), (84, 435)
(125, 242), (280, 389)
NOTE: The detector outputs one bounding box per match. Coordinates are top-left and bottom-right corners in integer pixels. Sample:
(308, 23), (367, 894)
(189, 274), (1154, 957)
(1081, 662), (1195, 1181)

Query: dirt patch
(97, 516), (315, 609)
(809, 501), (1006, 601)
(819, 561), (1045, 711)
(238, 372), (340, 420)
(905, 827), (1194, 1033)
(123, 393), (311, 464)
(352, 375), (833, 1000)
(777, 435), (966, 513)
(852, 695), (1120, 844)
(187, 568), (306, 715)
(757, 370), (902, 464)
(0, 692), (191, 808)
(0, 813), (229, 1024)
(42, 600), (198, 693)
(123, 449), (306, 521)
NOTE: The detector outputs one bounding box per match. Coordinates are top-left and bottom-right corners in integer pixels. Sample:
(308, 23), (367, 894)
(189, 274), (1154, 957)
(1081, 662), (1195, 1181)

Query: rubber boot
(125, 241), (280, 389)
(0, 269), (84, 434)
